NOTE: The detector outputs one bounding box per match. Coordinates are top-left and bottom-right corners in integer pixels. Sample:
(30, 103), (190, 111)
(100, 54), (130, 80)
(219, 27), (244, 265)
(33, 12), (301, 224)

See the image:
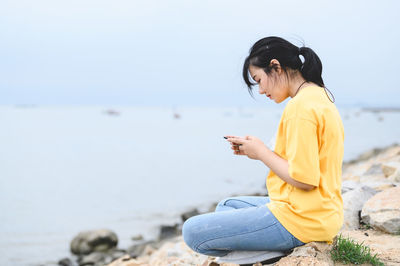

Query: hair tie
(298, 47), (305, 68)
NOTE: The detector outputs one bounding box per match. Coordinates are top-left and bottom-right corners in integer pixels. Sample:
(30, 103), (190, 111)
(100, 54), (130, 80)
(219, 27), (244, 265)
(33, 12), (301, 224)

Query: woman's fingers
(226, 135), (246, 155)
(227, 137), (246, 145)
(231, 143), (243, 155)
(230, 143), (242, 148)
(224, 135), (240, 139)
(234, 149), (244, 155)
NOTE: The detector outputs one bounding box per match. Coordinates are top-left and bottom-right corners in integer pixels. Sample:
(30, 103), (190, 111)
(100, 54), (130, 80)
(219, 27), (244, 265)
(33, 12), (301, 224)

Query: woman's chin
(274, 96), (289, 104)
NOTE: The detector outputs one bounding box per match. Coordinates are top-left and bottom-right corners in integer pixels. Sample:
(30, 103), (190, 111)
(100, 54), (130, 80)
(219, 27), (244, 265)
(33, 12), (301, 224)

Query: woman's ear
(269, 59), (282, 74)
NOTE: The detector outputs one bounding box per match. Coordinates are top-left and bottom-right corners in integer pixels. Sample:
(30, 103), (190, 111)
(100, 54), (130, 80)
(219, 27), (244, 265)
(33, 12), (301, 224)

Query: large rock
(358, 176), (396, 192)
(107, 255), (147, 266)
(342, 144), (400, 180)
(127, 241), (156, 258)
(108, 236), (209, 266)
(70, 229), (118, 255)
(360, 163), (398, 191)
(342, 186), (377, 230)
(382, 161), (400, 182)
(275, 242), (333, 266)
(158, 224), (180, 241)
(382, 163), (397, 177)
(361, 186), (400, 234)
(181, 208), (200, 222)
(341, 180), (360, 194)
(364, 163), (386, 177)
(58, 258), (76, 266)
(351, 147), (384, 163)
(78, 251), (107, 266)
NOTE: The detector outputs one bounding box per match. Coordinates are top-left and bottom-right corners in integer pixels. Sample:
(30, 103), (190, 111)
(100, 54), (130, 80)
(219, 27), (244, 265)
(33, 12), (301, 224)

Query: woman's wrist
(257, 145), (272, 162)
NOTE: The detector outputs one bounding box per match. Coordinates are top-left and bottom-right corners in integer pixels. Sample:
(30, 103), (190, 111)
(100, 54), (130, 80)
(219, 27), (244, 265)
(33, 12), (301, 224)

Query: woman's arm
(226, 135), (316, 191)
(257, 147), (315, 191)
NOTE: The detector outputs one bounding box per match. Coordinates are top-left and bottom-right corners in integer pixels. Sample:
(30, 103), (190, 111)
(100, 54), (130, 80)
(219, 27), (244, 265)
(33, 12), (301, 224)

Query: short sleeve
(285, 118), (320, 186)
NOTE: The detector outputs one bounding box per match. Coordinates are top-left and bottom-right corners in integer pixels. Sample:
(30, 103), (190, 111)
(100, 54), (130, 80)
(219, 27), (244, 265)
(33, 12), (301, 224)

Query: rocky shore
(57, 144), (400, 266)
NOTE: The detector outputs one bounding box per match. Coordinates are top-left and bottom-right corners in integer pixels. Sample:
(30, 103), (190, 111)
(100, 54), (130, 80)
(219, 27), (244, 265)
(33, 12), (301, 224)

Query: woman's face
(249, 64), (289, 103)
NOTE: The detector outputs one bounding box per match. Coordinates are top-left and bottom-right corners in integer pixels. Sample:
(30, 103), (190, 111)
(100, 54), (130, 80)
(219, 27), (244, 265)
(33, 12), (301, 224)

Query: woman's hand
(225, 135), (315, 191)
(225, 135), (269, 160)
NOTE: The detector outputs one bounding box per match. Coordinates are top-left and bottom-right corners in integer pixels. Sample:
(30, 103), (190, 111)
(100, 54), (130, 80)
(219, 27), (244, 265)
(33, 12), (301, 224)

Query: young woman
(182, 36), (344, 264)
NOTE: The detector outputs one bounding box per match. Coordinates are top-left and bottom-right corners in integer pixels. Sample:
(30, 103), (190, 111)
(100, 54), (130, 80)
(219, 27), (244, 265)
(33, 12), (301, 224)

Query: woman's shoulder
(284, 86), (336, 121)
(283, 93), (315, 118)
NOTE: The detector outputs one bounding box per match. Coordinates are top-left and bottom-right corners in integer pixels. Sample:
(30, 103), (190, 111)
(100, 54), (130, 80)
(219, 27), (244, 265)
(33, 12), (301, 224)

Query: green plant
(359, 222), (373, 230)
(330, 234), (384, 265)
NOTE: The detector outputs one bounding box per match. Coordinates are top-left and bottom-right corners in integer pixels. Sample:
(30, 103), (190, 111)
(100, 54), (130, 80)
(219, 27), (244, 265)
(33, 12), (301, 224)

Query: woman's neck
(288, 75), (317, 98)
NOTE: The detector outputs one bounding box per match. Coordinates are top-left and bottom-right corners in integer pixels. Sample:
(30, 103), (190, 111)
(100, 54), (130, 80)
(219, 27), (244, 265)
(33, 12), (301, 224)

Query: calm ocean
(1, 105), (399, 265)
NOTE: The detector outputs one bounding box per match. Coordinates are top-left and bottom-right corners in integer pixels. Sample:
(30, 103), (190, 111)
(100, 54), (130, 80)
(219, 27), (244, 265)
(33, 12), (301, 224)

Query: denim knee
(215, 197), (231, 211)
(182, 216), (228, 256)
(215, 199), (225, 211)
(182, 216), (199, 252)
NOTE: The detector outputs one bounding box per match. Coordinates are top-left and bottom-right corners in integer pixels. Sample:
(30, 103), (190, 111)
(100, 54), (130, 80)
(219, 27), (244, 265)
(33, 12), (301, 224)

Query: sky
(0, 0), (399, 107)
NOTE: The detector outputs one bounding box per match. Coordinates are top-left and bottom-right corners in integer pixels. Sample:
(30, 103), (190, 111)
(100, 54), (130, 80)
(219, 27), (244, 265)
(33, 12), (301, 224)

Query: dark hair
(243, 36), (325, 95)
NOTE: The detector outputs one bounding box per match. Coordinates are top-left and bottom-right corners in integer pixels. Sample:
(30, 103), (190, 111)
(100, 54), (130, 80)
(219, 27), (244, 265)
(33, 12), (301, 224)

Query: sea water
(0, 105), (399, 265)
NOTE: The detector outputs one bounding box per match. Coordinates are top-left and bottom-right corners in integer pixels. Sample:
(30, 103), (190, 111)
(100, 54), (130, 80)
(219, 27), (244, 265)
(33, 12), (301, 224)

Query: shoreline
(56, 143), (400, 266)
(56, 189), (269, 266)
(361, 107), (400, 113)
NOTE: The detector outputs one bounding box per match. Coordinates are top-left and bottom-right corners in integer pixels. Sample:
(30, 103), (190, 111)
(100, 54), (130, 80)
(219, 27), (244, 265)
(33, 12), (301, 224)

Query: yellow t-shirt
(266, 85), (344, 244)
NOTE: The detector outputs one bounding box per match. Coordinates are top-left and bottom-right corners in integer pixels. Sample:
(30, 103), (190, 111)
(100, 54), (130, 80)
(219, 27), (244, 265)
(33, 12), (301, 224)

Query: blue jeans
(182, 196), (305, 257)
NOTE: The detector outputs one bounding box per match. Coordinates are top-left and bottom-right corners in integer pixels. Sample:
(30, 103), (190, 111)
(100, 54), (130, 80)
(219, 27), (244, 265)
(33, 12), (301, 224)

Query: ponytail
(298, 47), (324, 88)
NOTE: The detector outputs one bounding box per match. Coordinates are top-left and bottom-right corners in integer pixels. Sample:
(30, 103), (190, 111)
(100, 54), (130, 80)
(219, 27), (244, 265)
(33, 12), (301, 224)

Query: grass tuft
(330, 234), (384, 265)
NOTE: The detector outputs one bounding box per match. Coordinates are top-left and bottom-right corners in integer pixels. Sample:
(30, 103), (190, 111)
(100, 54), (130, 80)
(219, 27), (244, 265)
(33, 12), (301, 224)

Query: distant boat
(172, 106), (181, 119)
(104, 109), (120, 116)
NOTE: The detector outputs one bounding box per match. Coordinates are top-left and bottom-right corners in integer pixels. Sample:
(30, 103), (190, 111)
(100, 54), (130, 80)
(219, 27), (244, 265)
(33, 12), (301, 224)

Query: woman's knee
(182, 216), (201, 252)
(216, 196), (270, 212)
(182, 215), (228, 256)
(215, 197), (236, 211)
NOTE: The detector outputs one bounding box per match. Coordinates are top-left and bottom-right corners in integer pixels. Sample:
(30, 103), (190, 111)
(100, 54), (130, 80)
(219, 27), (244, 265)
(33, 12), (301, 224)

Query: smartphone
(224, 136), (242, 145)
